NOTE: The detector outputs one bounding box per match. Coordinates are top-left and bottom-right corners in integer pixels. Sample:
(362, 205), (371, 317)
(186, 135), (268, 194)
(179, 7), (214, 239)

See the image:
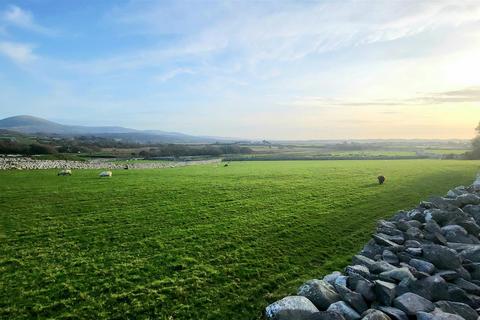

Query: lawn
(1, 160), (479, 319)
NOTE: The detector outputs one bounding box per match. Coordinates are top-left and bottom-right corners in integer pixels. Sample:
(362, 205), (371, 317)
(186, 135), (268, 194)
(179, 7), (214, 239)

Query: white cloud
(107, 1), (480, 66)
(0, 41), (37, 64)
(155, 68), (194, 83)
(1, 5), (55, 35)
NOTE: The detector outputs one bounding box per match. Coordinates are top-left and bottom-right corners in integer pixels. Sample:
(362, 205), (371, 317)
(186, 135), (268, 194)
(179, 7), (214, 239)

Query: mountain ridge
(0, 115), (227, 143)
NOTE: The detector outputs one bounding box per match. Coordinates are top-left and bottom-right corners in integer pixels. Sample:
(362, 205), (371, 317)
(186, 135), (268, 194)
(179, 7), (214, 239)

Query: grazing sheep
(99, 171), (112, 177)
(377, 175), (385, 185)
(58, 169), (72, 176)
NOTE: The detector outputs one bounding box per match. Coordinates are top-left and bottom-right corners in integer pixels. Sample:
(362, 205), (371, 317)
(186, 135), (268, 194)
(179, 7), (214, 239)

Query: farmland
(1, 160), (480, 319)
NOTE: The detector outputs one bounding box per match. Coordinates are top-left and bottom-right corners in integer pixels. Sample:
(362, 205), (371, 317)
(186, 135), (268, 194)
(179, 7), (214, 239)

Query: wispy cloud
(104, 1), (480, 72)
(289, 86), (480, 108)
(0, 41), (37, 64)
(420, 87), (480, 103)
(1, 5), (55, 36)
(155, 68), (194, 83)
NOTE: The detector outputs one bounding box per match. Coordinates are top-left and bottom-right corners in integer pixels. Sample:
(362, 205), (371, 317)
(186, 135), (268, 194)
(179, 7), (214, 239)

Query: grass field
(1, 160), (480, 319)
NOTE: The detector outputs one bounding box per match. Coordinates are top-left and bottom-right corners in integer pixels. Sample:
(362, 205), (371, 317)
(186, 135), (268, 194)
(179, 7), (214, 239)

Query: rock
(422, 244), (462, 269)
(463, 262), (480, 280)
(377, 220), (397, 229)
(374, 280), (396, 306)
(396, 252), (412, 264)
(327, 301), (361, 320)
(426, 209), (458, 225)
(453, 278), (480, 295)
(454, 193), (480, 207)
(334, 284), (368, 313)
(416, 309), (464, 320)
(404, 247), (422, 256)
(414, 311), (435, 320)
(360, 242), (384, 260)
(393, 292), (435, 315)
(433, 232), (449, 245)
(463, 205), (480, 224)
(266, 296), (320, 320)
(371, 261), (397, 274)
(377, 226), (403, 238)
(379, 268), (415, 283)
(360, 309), (391, 320)
(372, 235), (403, 251)
(461, 246), (480, 262)
(435, 301), (478, 320)
(298, 280), (341, 311)
(432, 308), (469, 320)
(404, 240), (422, 248)
(441, 224), (473, 244)
(355, 279), (376, 302)
(446, 284), (477, 308)
(348, 273), (369, 290)
(334, 276), (348, 288)
(408, 259), (435, 274)
(382, 250), (399, 265)
(308, 311), (346, 320)
(405, 227), (423, 240)
(437, 270), (460, 281)
(424, 220), (442, 238)
(408, 209), (426, 223)
(375, 306), (408, 320)
(324, 272), (343, 286)
(473, 176), (480, 192)
(446, 242), (480, 252)
(375, 233), (404, 245)
(345, 265), (370, 279)
(353, 255), (377, 270)
(455, 218), (480, 236)
(390, 270), (450, 301)
(456, 266), (472, 281)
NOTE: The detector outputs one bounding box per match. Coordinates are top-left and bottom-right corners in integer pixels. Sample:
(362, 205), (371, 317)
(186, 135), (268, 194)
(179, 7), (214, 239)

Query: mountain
(0, 115), (224, 143)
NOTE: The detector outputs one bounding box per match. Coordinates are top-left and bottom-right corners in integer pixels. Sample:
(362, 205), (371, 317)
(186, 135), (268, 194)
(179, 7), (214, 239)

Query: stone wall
(266, 175), (480, 320)
(0, 156), (222, 170)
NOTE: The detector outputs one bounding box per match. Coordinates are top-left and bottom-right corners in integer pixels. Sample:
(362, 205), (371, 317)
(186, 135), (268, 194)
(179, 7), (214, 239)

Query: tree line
(0, 136), (253, 157)
(465, 122), (480, 160)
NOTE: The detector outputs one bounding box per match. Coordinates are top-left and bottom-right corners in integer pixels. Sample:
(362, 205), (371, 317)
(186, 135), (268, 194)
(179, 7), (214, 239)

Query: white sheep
(99, 171), (112, 177)
(58, 169), (72, 176)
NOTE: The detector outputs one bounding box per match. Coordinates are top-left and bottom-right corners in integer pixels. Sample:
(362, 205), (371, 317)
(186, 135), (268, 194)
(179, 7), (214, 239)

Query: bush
(28, 143), (57, 155)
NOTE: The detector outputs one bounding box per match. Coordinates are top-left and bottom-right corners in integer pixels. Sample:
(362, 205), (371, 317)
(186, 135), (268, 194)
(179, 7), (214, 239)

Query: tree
(466, 121), (480, 159)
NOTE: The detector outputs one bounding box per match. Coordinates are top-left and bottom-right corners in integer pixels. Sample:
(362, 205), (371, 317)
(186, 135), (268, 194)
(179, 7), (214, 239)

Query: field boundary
(266, 174), (480, 319)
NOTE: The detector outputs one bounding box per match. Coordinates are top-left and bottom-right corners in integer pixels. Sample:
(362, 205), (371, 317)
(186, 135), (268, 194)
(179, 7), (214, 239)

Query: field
(1, 160), (480, 319)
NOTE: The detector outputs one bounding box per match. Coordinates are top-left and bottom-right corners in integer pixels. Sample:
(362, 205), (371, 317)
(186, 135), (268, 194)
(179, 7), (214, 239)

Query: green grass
(425, 149), (469, 155)
(1, 160), (479, 319)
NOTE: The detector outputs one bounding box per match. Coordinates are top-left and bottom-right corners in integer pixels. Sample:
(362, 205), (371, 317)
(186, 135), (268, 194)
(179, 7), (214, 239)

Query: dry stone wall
(0, 156), (221, 170)
(266, 175), (480, 320)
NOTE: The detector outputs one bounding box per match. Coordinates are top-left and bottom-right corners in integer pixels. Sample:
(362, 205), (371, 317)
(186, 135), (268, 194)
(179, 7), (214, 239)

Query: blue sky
(0, 0), (479, 139)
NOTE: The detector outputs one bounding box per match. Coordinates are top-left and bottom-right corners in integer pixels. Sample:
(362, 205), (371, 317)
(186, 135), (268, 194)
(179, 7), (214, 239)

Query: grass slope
(1, 160), (479, 319)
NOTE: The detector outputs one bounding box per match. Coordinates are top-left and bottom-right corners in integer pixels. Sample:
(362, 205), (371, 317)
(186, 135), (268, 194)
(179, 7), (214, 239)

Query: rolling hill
(0, 115), (226, 143)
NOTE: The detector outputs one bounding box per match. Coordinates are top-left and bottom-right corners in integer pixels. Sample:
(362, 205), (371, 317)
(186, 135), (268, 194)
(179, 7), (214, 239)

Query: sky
(0, 0), (479, 140)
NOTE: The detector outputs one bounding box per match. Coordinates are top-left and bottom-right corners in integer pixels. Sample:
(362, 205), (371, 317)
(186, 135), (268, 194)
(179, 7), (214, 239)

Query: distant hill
(0, 115), (226, 143)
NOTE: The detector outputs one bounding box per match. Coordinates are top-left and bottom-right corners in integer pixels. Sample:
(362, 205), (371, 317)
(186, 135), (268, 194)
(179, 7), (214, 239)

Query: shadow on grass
(362, 182), (380, 188)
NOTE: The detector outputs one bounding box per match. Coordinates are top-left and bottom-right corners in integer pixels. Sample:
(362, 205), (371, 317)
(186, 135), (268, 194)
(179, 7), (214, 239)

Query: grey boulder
(435, 300), (478, 320)
(298, 280), (341, 310)
(393, 292), (435, 315)
(408, 259), (435, 274)
(375, 306), (408, 320)
(422, 244), (462, 269)
(360, 309), (391, 320)
(327, 301), (361, 320)
(266, 296), (320, 320)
